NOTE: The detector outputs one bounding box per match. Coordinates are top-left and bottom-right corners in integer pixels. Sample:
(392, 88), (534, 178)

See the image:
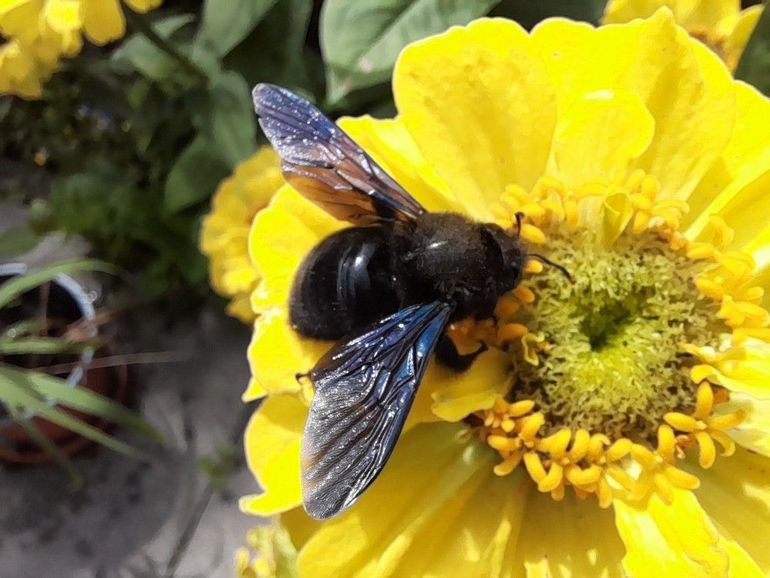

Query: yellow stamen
(568, 429), (591, 461)
(693, 382), (714, 420)
(523, 452), (547, 482)
(524, 259), (544, 274)
(497, 322), (528, 344)
(663, 412), (699, 433)
(520, 223), (546, 244)
(538, 463), (564, 492)
(472, 173), (765, 507)
(695, 431), (716, 468)
(513, 285), (536, 304)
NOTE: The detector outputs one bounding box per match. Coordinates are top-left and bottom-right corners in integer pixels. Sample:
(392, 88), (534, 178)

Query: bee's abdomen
(290, 227), (398, 340)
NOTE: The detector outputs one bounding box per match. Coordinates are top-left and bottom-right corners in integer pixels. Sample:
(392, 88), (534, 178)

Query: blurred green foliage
(1, 0), (767, 309)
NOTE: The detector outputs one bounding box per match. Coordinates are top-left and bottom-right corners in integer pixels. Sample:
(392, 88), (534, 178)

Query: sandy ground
(1, 203), (262, 577)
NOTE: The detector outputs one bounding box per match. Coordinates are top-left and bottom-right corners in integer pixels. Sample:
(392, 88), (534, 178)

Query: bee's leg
(295, 371), (310, 384)
(435, 334), (486, 371)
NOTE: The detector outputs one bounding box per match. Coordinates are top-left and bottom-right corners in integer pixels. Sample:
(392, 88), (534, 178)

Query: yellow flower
(603, 0), (764, 71)
(242, 11), (770, 577)
(200, 147), (283, 323)
(0, 0), (162, 98)
(235, 522), (300, 578)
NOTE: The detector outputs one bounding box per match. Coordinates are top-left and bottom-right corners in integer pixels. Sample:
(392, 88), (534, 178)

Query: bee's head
(479, 223), (527, 293)
(509, 212), (574, 285)
(481, 219), (574, 295)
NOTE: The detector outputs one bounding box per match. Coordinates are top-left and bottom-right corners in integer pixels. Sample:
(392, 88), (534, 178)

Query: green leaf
(193, 0), (278, 59)
(0, 260), (113, 310)
(320, 0), (501, 104)
(223, 0), (316, 92)
(7, 405), (83, 487)
(491, 0), (605, 29)
(112, 14), (197, 82)
(201, 71), (257, 166)
(5, 366), (163, 443)
(735, 5), (770, 96)
(0, 337), (97, 355)
(1, 319), (46, 339)
(164, 134), (231, 213)
(0, 226), (40, 257)
(0, 367), (142, 457)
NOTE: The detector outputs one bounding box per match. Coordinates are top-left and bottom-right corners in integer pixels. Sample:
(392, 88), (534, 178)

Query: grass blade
(0, 259), (115, 309)
(0, 368), (142, 458)
(1, 319), (47, 339)
(7, 405), (83, 488)
(0, 365), (163, 443)
(0, 337), (99, 355)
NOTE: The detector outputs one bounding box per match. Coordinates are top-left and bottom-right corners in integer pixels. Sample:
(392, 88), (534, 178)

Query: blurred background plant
(2, 0), (767, 315)
(0, 260), (162, 484)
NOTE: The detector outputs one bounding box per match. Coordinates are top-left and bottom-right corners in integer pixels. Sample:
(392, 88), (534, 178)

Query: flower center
(512, 228), (718, 443)
(449, 172), (762, 508)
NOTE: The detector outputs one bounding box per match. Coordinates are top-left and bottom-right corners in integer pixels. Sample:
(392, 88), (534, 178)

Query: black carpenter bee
(253, 84), (569, 520)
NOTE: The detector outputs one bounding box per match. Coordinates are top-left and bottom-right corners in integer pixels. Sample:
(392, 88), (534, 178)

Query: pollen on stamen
(464, 171), (765, 506)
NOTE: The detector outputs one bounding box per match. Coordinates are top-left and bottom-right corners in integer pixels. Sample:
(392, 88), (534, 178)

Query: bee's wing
(253, 83), (425, 225)
(302, 301), (453, 519)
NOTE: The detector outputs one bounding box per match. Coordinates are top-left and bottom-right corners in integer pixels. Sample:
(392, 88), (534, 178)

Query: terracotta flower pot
(0, 264), (131, 464)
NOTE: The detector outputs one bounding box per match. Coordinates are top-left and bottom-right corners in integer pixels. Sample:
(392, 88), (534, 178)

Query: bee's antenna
(528, 253), (575, 284)
(514, 212), (525, 238)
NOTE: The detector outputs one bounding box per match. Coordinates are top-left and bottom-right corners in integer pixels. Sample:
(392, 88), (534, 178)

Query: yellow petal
(200, 146), (283, 322)
(601, 193), (635, 248)
(552, 89), (654, 191)
(721, 5), (764, 71)
(0, 0), (45, 44)
(248, 185), (343, 314)
(687, 81), (770, 230)
(239, 395), (306, 516)
(719, 391), (770, 456)
(81, 0), (126, 45)
(686, 147), (770, 252)
(709, 339), (770, 399)
(337, 116), (460, 213)
(689, 447), (770, 573)
(534, 10), (734, 202)
(408, 348), (512, 425)
(602, 0), (738, 30)
(123, 0), (163, 14)
(226, 292), (256, 324)
(721, 535), (766, 578)
(397, 469), (529, 578)
(394, 18), (557, 220)
(244, 308), (332, 401)
(756, 266), (770, 312)
(281, 507), (322, 551)
(297, 423), (495, 577)
(43, 0), (81, 33)
(745, 223), (770, 272)
(613, 488), (729, 577)
(516, 491), (626, 578)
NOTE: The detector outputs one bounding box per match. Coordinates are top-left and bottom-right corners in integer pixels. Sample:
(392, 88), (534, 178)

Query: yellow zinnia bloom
(235, 523), (300, 578)
(242, 10), (770, 577)
(200, 147), (283, 323)
(0, 0), (162, 98)
(603, 0), (764, 71)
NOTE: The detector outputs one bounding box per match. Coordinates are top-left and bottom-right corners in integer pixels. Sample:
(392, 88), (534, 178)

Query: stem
(124, 11), (208, 84)
(28, 351), (190, 374)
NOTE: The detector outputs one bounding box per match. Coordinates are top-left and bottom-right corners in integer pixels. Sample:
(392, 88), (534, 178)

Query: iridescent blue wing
(302, 301), (453, 519)
(252, 83), (425, 225)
